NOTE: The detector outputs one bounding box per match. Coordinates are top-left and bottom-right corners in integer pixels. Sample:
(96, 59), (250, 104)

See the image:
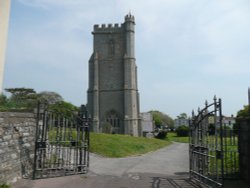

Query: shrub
(0, 184), (10, 188)
(0, 94), (7, 105)
(176, 125), (189, 137)
(154, 130), (167, 139)
(237, 105), (250, 118)
(48, 101), (79, 118)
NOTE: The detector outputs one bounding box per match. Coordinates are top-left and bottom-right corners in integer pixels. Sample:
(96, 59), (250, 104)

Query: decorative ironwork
(190, 97), (224, 187)
(33, 103), (90, 179)
(190, 97), (240, 187)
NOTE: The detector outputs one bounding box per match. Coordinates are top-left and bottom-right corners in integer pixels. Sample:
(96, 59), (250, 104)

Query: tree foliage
(3, 88), (37, 109)
(176, 125), (189, 137)
(178, 113), (188, 119)
(0, 88), (77, 115)
(38, 91), (63, 104)
(5, 88), (36, 99)
(48, 101), (78, 118)
(236, 105), (250, 118)
(0, 94), (7, 105)
(150, 110), (174, 129)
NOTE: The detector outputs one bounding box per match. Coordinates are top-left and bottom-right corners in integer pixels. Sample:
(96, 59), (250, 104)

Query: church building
(87, 14), (140, 136)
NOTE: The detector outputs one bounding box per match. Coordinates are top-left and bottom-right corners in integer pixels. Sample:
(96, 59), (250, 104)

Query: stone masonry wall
(0, 112), (36, 184)
(238, 118), (250, 185)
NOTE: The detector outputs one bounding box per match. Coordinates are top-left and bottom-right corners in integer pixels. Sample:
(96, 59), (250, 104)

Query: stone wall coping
(0, 112), (35, 118)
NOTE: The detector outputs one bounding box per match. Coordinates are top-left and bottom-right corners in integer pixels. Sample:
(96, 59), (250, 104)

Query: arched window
(105, 110), (121, 133)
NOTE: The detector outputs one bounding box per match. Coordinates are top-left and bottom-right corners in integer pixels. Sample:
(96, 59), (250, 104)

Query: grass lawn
(49, 129), (172, 158)
(166, 132), (189, 143)
(90, 133), (171, 157)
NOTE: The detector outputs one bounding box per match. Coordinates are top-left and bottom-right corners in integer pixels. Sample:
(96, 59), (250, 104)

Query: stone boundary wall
(238, 118), (250, 185)
(0, 112), (36, 184)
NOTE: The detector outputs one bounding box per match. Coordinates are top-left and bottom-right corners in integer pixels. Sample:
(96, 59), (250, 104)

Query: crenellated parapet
(125, 13), (135, 23)
(93, 23), (124, 33)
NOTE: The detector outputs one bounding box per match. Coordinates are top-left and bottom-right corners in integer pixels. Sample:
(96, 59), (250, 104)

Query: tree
(236, 105), (250, 118)
(5, 87), (37, 109)
(150, 110), (174, 129)
(176, 125), (189, 137)
(5, 88), (36, 99)
(0, 94), (7, 105)
(179, 113), (187, 119)
(48, 101), (78, 118)
(38, 91), (63, 104)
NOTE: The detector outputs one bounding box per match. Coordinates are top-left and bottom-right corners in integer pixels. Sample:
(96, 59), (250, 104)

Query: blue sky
(3, 0), (250, 118)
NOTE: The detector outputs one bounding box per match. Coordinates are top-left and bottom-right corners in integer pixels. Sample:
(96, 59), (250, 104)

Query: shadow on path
(13, 172), (204, 188)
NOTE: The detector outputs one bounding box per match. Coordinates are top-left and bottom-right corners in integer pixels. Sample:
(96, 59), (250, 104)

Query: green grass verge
(90, 133), (171, 157)
(48, 129), (171, 158)
(166, 132), (189, 143)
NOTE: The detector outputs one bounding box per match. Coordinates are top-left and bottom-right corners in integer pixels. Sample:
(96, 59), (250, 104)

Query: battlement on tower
(93, 23), (124, 33)
(125, 13), (135, 22)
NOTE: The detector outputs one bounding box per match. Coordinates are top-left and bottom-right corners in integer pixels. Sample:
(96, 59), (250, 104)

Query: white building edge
(0, 0), (11, 93)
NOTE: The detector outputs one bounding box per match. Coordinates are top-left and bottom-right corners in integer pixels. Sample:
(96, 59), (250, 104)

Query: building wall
(174, 118), (189, 128)
(222, 116), (235, 128)
(0, 112), (36, 184)
(87, 14), (140, 136)
(140, 112), (154, 133)
(0, 0), (11, 92)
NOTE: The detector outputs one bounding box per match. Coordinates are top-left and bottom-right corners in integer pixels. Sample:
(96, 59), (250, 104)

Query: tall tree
(237, 105), (250, 118)
(150, 110), (174, 129)
(5, 87), (37, 108)
(48, 101), (79, 118)
(179, 113), (188, 119)
(38, 91), (63, 104)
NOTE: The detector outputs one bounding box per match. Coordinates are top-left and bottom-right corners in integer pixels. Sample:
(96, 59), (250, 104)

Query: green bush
(237, 105), (250, 118)
(0, 184), (11, 188)
(0, 94), (7, 105)
(176, 125), (189, 137)
(48, 101), (79, 118)
(154, 130), (167, 139)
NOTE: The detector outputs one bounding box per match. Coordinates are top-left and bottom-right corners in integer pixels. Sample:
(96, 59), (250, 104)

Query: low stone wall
(238, 118), (250, 185)
(0, 112), (36, 184)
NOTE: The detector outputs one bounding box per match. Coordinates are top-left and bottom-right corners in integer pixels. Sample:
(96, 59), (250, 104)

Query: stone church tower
(87, 14), (140, 136)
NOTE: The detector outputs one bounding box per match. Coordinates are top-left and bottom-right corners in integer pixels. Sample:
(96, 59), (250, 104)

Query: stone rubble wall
(0, 112), (36, 184)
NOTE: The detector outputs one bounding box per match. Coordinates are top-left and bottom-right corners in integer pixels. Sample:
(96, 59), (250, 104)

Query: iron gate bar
(190, 170), (222, 187)
(190, 97), (240, 187)
(189, 97), (224, 187)
(32, 102), (90, 179)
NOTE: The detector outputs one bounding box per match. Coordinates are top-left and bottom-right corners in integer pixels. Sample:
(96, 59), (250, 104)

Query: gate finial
(205, 100), (208, 106)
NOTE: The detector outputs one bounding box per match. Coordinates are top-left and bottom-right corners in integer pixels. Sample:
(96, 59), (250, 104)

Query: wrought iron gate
(190, 97), (239, 187)
(33, 103), (90, 179)
(190, 97), (224, 187)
